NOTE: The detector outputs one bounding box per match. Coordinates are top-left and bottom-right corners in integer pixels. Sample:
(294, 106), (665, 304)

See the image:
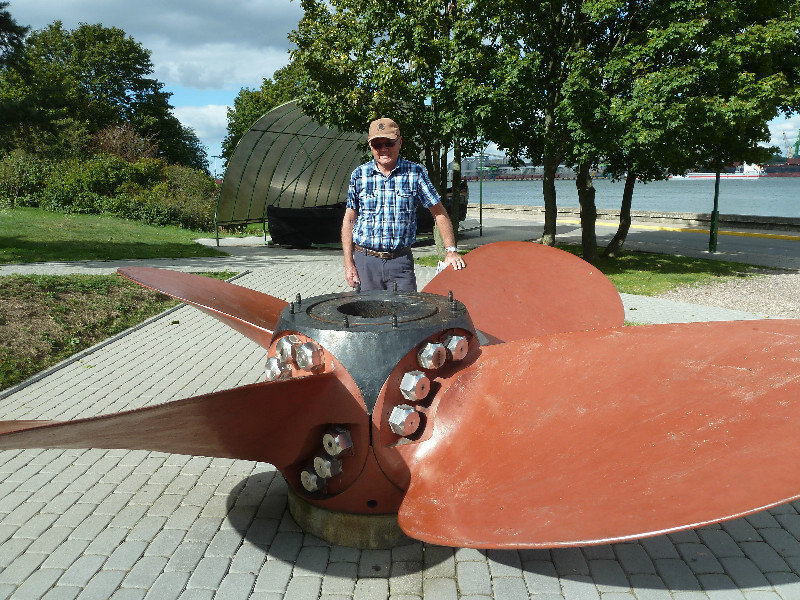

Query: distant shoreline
(467, 203), (800, 232)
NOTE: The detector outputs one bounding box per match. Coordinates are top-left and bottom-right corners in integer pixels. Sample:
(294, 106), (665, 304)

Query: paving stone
(216, 572), (256, 598)
(698, 573), (746, 600)
(267, 531), (303, 563)
(654, 559), (701, 591)
(42, 587), (82, 600)
(553, 548), (591, 576)
(254, 560), (293, 593)
(284, 575), (322, 600)
(723, 519), (762, 542)
(677, 543), (725, 574)
(359, 549), (392, 578)
(323, 562), (358, 596)
(743, 592), (783, 600)
(41, 539), (90, 570)
(329, 544), (361, 563)
(522, 560), (561, 594)
(143, 528), (185, 557)
(584, 546), (616, 560)
(9, 567), (62, 600)
(719, 557), (771, 589)
(393, 543), (424, 563)
(230, 540), (267, 574)
(493, 576), (531, 600)
(421, 577), (458, 600)
(769, 574), (800, 600)
(641, 537), (681, 561)
(293, 546), (330, 577)
(78, 569), (127, 600)
(761, 529), (800, 558)
(26, 526), (72, 555)
(424, 546), (456, 579)
(589, 559), (631, 592)
(746, 512), (782, 530)
(698, 530), (746, 558)
(456, 560), (492, 596)
(122, 556), (169, 589)
(59, 554), (107, 587)
(488, 549), (523, 577)
(454, 548), (487, 562)
(560, 574), (601, 600)
(615, 543), (656, 575)
(740, 541), (791, 573)
(185, 556), (230, 589)
(776, 515), (800, 540)
(105, 541), (148, 571)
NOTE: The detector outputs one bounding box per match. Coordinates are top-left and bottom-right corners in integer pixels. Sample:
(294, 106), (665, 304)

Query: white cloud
(173, 104), (229, 144)
(768, 115), (800, 152)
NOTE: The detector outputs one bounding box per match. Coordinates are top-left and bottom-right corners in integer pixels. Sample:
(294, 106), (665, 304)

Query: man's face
(370, 136), (402, 172)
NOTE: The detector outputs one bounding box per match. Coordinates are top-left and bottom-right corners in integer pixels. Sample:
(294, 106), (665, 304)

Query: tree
(222, 61), (303, 163)
(290, 0), (492, 248)
(0, 20), (207, 169)
(0, 1), (26, 68)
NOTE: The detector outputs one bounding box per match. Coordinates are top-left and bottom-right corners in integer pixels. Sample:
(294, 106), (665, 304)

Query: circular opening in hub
(337, 300), (407, 319)
(366, 499), (378, 508)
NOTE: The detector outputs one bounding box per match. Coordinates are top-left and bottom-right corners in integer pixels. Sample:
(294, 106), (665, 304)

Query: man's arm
(429, 203), (466, 270)
(342, 207), (360, 287)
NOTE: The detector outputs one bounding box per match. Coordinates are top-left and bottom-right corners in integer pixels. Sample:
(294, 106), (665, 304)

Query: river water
(470, 177), (800, 218)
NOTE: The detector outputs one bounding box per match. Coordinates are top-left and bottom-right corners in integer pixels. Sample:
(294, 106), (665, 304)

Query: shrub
(0, 151), (51, 208)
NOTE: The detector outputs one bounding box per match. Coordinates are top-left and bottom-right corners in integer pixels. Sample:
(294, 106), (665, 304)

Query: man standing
(342, 118), (465, 291)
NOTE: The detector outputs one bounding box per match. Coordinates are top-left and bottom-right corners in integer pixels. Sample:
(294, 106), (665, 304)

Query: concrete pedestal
(287, 489), (411, 549)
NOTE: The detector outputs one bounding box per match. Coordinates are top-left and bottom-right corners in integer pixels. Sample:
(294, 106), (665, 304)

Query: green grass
(416, 243), (766, 295)
(0, 272), (237, 391)
(0, 207), (228, 264)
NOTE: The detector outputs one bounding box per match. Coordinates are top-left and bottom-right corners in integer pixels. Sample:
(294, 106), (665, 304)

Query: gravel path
(658, 270), (800, 319)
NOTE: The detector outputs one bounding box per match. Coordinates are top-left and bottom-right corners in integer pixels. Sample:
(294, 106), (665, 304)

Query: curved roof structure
(216, 100), (365, 226)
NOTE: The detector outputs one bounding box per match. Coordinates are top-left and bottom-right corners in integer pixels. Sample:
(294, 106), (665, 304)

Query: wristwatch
(445, 246), (458, 253)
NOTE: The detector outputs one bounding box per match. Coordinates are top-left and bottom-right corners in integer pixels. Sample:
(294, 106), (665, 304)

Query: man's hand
(345, 263), (360, 287)
(444, 250), (465, 270)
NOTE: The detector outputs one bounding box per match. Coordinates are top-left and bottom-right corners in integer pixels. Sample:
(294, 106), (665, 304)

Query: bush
(0, 151), (218, 231)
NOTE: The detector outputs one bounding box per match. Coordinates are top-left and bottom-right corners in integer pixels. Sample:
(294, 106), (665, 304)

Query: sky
(8, 0), (800, 173)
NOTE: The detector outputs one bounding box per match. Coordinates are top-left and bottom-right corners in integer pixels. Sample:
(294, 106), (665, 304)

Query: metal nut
(323, 427), (353, 457)
(399, 370), (430, 402)
(313, 455), (342, 479)
(388, 404), (421, 437)
(276, 335), (302, 364)
(300, 467), (326, 492)
(418, 342), (446, 369)
(443, 335), (469, 361)
(295, 342), (322, 371)
(265, 357), (292, 381)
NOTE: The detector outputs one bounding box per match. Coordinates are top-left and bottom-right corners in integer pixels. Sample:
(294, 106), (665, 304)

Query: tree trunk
(540, 153), (559, 245)
(575, 161), (599, 263)
(603, 170), (636, 258)
(709, 169), (720, 253)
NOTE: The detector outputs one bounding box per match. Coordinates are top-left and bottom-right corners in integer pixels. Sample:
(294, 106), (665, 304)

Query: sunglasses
(370, 139), (397, 150)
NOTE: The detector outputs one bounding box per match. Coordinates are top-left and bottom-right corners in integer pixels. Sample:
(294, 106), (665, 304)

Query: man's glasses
(370, 140), (397, 150)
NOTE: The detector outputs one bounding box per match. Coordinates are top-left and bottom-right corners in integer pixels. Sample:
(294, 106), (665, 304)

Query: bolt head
(399, 370), (430, 402)
(295, 342), (322, 371)
(388, 404), (421, 437)
(323, 428), (353, 457)
(300, 467), (326, 493)
(418, 342), (446, 369)
(313, 455), (342, 479)
(265, 357), (292, 382)
(443, 335), (469, 361)
(276, 335), (301, 363)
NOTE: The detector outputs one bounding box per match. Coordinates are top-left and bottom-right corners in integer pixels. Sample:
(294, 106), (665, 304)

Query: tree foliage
(0, 19), (207, 169)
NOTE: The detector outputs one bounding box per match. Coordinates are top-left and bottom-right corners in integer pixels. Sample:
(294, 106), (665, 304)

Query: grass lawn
(0, 272), (237, 391)
(415, 243), (766, 296)
(0, 207), (228, 264)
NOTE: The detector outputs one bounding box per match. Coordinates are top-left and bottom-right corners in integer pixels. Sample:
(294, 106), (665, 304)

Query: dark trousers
(352, 249), (417, 291)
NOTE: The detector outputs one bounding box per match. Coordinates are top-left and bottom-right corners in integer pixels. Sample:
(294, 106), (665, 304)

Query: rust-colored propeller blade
(422, 241), (623, 342)
(0, 373), (364, 470)
(398, 319), (800, 548)
(118, 267), (288, 347)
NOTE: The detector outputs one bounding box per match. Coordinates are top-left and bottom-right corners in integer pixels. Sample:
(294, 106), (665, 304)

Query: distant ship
(762, 158), (800, 177)
(669, 163), (764, 179)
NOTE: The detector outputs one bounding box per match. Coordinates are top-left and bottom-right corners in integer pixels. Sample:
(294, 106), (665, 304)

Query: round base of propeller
(287, 488), (411, 549)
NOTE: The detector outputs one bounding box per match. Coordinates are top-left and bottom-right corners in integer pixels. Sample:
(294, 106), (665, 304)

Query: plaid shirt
(347, 158), (440, 251)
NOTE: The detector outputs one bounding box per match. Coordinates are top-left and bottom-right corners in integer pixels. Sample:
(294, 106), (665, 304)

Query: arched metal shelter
(215, 100), (365, 245)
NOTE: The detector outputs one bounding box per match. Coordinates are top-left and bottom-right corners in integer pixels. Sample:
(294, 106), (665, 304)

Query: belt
(354, 244), (409, 259)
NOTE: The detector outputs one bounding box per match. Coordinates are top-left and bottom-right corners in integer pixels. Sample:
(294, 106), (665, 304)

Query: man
(342, 117), (465, 291)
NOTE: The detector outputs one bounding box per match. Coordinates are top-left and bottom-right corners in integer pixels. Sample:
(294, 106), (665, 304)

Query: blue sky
(8, 0), (800, 173)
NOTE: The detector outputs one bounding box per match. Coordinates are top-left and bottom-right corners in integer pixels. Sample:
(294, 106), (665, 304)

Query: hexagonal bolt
(295, 341), (323, 371)
(276, 335), (302, 364)
(399, 370), (430, 402)
(300, 467), (327, 493)
(388, 404), (422, 437)
(443, 335), (469, 361)
(313, 455), (342, 479)
(323, 427), (353, 457)
(417, 342), (446, 370)
(265, 356), (292, 382)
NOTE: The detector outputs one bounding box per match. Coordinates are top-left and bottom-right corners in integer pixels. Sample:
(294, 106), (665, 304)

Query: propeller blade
(118, 267), (288, 347)
(397, 319), (800, 548)
(0, 374), (366, 474)
(422, 241), (624, 342)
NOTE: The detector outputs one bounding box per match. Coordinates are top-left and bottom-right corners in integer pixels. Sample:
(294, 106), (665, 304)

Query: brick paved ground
(2, 236), (800, 599)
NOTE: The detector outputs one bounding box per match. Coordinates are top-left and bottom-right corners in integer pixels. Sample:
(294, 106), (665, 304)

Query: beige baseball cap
(367, 118), (401, 142)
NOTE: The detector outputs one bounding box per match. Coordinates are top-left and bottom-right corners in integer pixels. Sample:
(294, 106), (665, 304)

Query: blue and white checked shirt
(347, 158), (440, 251)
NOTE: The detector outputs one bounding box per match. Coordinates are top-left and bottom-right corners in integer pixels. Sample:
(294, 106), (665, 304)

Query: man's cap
(367, 118), (401, 142)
